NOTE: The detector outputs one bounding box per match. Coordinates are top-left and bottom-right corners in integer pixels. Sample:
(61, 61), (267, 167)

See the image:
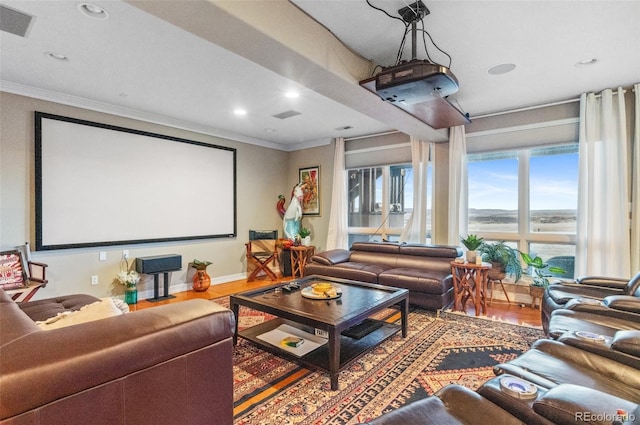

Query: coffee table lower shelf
(237, 317), (401, 383)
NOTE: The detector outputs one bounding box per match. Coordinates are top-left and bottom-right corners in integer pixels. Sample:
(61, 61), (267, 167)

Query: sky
(468, 153), (579, 211)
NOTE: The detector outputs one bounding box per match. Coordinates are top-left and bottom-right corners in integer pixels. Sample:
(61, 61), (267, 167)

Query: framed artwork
(299, 166), (320, 216)
(0, 250), (27, 290)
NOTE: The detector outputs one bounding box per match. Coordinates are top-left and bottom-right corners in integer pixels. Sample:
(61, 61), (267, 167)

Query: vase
(301, 236), (311, 246)
(192, 269), (211, 292)
(125, 287), (138, 305)
(466, 250), (477, 263)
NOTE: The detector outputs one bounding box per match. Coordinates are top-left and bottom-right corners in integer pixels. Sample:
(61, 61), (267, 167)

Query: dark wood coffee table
(230, 275), (408, 390)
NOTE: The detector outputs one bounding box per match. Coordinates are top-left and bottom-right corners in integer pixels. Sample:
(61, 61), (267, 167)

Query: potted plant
(520, 253), (566, 289)
(298, 227), (311, 246)
(460, 234), (483, 263)
(478, 241), (523, 282)
(520, 252), (566, 306)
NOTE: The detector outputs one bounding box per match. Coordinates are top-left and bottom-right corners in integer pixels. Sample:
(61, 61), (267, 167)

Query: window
(467, 144), (578, 278)
(468, 152), (518, 232)
(347, 163), (431, 246)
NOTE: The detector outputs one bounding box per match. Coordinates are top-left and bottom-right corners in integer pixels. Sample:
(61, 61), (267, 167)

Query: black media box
(135, 254), (182, 274)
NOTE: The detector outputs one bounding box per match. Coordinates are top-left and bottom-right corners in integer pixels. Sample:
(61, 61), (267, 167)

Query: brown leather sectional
(360, 272), (640, 425)
(304, 242), (462, 310)
(0, 290), (235, 425)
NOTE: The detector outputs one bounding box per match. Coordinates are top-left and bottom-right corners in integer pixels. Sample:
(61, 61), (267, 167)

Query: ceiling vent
(0, 5), (35, 38)
(272, 110), (301, 120)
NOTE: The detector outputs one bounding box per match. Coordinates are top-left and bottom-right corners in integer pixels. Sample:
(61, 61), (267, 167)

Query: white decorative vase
(302, 236), (311, 246)
(466, 250), (477, 263)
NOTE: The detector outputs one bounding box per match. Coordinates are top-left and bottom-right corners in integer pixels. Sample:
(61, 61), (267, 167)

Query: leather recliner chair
(541, 271), (640, 332)
(493, 339), (640, 402)
(547, 306), (640, 340)
(359, 384), (524, 425)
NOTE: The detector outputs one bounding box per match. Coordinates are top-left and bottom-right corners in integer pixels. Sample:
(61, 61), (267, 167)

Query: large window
(347, 163), (431, 246)
(468, 144), (578, 278)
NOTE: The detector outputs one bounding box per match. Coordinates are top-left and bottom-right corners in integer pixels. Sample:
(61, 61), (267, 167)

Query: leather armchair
(493, 339), (640, 403)
(478, 376), (640, 425)
(541, 271), (640, 332)
(547, 308), (640, 339)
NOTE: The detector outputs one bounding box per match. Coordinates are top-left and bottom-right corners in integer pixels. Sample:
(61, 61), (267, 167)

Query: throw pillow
(36, 297), (124, 330)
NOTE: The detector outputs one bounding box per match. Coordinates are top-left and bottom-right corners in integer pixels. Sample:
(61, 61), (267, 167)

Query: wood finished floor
(133, 275), (542, 327)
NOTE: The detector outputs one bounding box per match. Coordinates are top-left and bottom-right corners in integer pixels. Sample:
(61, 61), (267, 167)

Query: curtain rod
(471, 86), (634, 120)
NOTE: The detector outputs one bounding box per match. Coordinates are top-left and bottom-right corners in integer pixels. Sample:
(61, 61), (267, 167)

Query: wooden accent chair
(245, 230), (279, 282)
(0, 249), (48, 302)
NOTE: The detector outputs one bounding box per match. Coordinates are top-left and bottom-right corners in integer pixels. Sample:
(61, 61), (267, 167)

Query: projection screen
(35, 112), (237, 250)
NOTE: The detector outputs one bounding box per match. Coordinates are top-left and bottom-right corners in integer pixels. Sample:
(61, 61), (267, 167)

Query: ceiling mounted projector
(360, 0), (469, 129)
(375, 60), (459, 105)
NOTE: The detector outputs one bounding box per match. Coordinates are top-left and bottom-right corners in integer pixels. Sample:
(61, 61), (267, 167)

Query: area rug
(213, 297), (544, 425)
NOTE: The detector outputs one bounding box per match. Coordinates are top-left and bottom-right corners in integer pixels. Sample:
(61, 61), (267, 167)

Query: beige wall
(1, 92), (327, 300)
(287, 142), (335, 253)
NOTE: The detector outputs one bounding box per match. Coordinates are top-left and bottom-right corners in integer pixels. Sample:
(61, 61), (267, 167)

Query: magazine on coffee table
(256, 324), (327, 357)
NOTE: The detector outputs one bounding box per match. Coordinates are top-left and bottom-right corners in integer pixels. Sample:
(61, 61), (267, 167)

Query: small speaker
(136, 254), (182, 274)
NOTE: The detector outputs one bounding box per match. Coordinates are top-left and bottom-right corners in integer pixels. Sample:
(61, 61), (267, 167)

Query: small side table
(290, 246), (315, 278)
(450, 261), (491, 316)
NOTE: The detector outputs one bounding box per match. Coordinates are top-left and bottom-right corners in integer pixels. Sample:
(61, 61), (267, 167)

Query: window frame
(467, 144), (578, 256)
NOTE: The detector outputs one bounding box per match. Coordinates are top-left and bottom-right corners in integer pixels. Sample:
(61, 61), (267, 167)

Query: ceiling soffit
(125, 0), (449, 143)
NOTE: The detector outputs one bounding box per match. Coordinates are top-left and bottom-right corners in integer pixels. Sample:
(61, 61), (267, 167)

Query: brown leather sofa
(0, 289), (235, 425)
(304, 242), (462, 310)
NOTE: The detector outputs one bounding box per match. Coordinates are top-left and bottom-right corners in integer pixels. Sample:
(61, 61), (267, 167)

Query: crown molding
(0, 80), (327, 152)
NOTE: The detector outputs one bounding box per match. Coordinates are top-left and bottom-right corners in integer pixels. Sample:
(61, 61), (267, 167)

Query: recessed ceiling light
(487, 63), (516, 75)
(44, 52), (69, 62)
(285, 91), (300, 99)
(264, 128), (276, 133)
(576, 58), (598, 67)
(233, 108), (247, 116)
(77, 3), (109, 20)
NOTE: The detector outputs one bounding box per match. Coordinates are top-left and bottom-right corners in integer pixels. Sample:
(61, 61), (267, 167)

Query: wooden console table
(451, 261), (491, 316)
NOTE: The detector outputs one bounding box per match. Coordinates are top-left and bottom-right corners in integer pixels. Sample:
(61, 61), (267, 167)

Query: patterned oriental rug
(213, 297), (544, 425)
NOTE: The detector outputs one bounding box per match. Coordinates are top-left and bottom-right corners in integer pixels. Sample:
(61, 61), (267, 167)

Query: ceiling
(1, 1), (638, 151)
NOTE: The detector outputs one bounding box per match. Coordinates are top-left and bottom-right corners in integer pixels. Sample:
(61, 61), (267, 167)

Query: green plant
(460, 234), (484, 251)
(298, 227), (311, 238)
(520, 253), (566, 288)
(478, 241), (523, 282)
(191, 259), (212, 270)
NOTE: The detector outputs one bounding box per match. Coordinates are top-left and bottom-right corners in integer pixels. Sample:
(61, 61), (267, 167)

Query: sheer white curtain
(632, 84), (640, 273)
(447, 125), (468, 246)
(400, 137), (432, 243)
(576, 88), (631, 278)
(326, 137), (349, 250)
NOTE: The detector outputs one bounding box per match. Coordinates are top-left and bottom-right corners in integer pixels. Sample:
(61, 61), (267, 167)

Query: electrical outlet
(99, 251), (107, 261)
(91, 275), (99, 285)
(122, 250), (129, 260)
